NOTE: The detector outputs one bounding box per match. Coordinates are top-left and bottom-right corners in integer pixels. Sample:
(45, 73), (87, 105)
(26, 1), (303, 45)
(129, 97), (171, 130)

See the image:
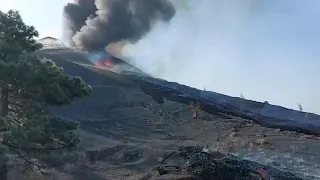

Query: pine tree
(0, 10), (92, 177)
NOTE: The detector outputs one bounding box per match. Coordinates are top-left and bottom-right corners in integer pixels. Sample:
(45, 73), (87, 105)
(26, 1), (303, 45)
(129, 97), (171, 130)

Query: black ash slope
(33, 48), (319, 179)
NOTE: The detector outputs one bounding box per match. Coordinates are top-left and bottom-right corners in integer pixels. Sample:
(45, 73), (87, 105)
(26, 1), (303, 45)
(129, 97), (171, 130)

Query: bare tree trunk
(0, 84), (9, 180)
(0, 163), (7, 180)
(0, 84), (9, 131)
(0, 84), (9, 118)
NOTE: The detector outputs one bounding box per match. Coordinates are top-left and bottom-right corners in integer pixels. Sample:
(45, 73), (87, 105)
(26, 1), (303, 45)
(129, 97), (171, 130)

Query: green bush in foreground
(0, 10), (92, 177)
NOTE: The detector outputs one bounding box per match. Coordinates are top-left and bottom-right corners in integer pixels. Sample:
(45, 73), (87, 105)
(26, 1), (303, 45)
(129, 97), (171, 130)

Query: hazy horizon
(120, 0), (320, 114)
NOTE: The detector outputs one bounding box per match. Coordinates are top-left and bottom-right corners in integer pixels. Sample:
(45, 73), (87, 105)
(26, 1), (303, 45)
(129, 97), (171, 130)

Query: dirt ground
(7, 51), (320, 180)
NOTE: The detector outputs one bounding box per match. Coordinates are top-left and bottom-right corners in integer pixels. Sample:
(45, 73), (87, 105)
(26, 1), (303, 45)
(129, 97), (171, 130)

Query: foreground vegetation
(0, 10), (92, 178)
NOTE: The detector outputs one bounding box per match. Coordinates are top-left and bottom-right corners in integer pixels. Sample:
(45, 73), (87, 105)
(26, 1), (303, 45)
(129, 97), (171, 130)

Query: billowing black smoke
(63, 0), (175, 51)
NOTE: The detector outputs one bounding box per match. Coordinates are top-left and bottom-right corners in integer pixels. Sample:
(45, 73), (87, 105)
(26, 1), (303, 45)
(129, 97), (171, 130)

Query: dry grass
(189, 101), (202, 118)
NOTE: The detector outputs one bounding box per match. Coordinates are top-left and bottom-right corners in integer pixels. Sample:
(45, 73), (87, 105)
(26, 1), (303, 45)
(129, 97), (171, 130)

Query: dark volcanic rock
(142, 146), (314, 180)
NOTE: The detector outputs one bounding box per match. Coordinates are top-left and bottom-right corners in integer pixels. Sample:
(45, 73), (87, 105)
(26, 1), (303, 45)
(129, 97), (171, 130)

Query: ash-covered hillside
(36, 44), (320, 135)
(21, 47), (320, 180)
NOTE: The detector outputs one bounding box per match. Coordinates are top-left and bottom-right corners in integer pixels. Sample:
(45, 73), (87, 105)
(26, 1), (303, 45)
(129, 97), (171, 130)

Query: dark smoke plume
(63, 0), (97, 47)
(63, 0), (175, 51)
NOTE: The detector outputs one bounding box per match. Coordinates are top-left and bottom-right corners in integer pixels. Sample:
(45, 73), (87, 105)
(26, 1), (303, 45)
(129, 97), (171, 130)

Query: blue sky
(0, 0), (68, 38)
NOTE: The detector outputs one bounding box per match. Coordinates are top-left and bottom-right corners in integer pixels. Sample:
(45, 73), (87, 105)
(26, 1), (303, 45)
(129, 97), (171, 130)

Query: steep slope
(41, 47), (320, 135)
(137, 76), (320, 135)
(10, 48), (319, 180)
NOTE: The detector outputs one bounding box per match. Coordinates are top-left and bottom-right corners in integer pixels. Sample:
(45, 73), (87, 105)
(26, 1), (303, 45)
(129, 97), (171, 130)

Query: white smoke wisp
(120, 0), (320, 114)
